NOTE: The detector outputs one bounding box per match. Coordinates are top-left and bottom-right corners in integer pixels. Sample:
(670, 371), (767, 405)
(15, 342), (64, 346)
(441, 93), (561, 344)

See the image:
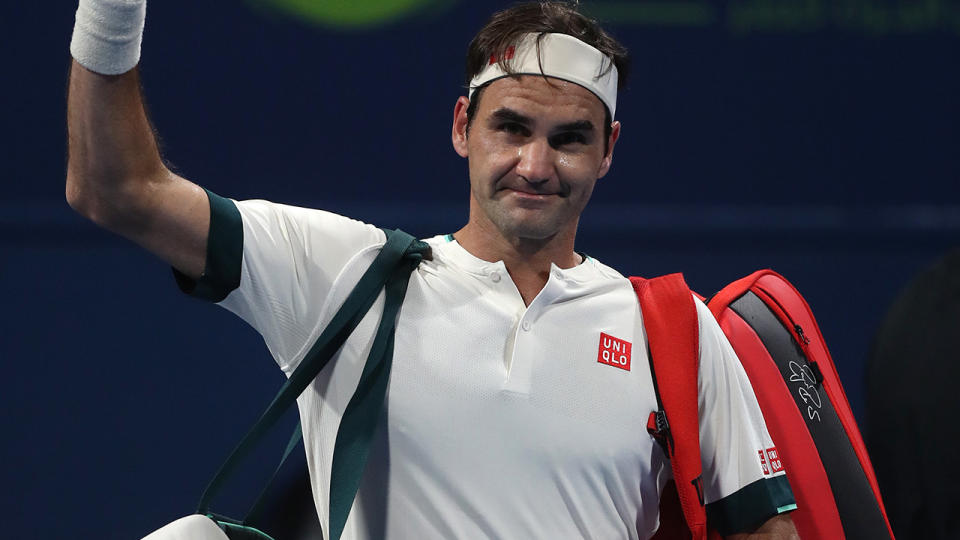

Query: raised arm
(66, 0), (209, 278)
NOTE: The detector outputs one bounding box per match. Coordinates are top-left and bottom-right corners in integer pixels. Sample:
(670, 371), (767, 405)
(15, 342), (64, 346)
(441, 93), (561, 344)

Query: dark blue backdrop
(2, 0), (957, 538)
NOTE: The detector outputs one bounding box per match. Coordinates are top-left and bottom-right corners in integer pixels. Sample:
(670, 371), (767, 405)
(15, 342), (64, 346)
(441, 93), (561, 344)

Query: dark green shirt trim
(215, 520), (274, 540)
(705, 475), (795, 535)
(173, 188), (243, 303)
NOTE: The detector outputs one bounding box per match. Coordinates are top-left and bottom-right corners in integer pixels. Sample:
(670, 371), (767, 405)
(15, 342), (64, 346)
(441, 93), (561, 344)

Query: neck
(453, 214), (581, 306)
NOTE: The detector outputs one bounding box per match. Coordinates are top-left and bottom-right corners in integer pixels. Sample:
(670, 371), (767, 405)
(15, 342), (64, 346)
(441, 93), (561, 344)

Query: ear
(451, 96), (471, 158)
(597, 120), (621, 179)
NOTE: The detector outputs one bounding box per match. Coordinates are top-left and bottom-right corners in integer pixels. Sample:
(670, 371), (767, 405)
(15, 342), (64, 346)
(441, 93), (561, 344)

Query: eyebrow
(555, 120), (595, 133)
(489, 108), (595, 133)
(490, 108), (533, 126)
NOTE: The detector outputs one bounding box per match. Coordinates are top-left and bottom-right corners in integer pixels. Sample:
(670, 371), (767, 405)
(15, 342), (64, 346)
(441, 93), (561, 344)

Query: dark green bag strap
(243, 423), (303, 526)
(196, 229), (431, 528)
(328, 257), (416, 539)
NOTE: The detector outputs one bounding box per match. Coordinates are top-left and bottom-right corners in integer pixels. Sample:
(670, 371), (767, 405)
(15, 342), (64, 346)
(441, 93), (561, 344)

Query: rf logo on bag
(598, 332), (632, 371)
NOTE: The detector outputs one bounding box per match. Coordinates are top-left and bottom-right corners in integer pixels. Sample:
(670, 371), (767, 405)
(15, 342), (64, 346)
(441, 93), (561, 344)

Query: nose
(515, 138), (555, 185)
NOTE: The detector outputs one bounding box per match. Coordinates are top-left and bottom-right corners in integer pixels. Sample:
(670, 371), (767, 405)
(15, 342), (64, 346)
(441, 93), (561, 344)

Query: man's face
(452, 76), (620, 243)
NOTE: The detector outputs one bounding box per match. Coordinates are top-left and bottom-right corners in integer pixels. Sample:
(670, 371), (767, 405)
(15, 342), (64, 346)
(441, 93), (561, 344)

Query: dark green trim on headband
(173, 189), (243, 302)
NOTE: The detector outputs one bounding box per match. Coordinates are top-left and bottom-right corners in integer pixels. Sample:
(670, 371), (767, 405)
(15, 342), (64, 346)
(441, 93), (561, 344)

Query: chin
(480, 201), (574, 241)
(497, 218), (565, 242)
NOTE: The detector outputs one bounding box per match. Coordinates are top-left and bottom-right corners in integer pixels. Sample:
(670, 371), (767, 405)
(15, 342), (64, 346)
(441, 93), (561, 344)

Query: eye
(550, 132), (587, 148)
(498, 122), (530, 136)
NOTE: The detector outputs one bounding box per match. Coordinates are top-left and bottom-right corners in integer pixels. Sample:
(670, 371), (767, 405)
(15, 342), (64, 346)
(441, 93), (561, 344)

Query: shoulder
(234, 199), (385, 244)
(582, 255), (628, 281)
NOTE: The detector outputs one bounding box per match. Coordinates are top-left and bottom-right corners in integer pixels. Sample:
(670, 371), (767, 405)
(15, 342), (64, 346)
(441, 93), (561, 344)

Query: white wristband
(70, 0), (146, 75)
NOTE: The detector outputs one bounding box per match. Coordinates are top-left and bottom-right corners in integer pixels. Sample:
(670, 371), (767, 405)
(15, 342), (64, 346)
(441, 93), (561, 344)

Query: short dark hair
(463, 1), (630, 148)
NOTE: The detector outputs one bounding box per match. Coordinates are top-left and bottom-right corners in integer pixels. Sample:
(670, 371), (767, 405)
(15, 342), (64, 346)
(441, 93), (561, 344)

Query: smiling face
(452, 76), (620, 247)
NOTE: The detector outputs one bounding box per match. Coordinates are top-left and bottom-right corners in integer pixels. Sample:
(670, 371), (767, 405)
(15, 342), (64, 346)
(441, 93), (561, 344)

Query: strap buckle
(647, 410), (673, 456)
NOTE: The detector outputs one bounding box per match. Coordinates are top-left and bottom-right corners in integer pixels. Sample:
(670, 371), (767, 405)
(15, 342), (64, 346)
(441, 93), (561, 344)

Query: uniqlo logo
(766, 447), (784, 473)
(759, 450), (770, 475)
(597, 332), (632, 371)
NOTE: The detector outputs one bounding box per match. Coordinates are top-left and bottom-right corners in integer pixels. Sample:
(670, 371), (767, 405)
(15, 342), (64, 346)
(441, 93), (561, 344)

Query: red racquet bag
(633, 270), (894, 540)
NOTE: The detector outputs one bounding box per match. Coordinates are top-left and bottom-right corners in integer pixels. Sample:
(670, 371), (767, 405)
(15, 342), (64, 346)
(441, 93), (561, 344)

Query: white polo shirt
(179, 193), (794, 539)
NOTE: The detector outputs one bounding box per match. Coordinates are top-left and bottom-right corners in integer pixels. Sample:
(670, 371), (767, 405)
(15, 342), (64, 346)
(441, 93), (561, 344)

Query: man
(67, 1), (799, 538)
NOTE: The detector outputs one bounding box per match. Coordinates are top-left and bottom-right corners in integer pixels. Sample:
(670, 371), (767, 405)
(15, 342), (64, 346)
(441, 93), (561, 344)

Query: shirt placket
(502, 267), (567, 395)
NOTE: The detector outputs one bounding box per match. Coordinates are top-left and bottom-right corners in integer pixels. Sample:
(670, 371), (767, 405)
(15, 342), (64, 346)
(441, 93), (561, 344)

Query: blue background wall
(2, 0), (958, 537)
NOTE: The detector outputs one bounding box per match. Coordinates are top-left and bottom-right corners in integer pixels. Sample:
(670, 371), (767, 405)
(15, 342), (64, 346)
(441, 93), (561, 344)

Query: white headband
(468, 32), (619, 119)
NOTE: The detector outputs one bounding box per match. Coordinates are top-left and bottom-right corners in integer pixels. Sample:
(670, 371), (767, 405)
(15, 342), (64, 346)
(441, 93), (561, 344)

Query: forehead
(477, 76), (607, 125)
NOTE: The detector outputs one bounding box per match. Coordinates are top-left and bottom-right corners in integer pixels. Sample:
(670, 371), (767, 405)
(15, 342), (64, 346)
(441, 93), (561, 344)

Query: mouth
(499, 189), (561, 207)
(500, 187), (563, 200)
(507, 189), (556, 199)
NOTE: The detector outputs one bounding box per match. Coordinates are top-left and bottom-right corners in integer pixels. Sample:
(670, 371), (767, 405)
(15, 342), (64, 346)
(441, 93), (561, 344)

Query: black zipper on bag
(757, 287), (823, 387)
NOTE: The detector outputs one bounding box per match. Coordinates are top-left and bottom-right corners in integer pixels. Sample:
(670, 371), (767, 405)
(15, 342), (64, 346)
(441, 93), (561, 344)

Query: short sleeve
(173, 189), (243, 302)
(174, 189), (386, 369)
(695, 298), (796, 534)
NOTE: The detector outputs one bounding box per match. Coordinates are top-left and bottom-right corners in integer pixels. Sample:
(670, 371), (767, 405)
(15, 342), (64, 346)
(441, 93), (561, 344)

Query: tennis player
(67, 1), (799, 538)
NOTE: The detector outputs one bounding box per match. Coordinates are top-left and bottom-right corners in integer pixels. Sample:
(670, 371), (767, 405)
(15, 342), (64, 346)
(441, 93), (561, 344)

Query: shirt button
(521, 320), (531, 331)
(490, 271), (501, 283)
